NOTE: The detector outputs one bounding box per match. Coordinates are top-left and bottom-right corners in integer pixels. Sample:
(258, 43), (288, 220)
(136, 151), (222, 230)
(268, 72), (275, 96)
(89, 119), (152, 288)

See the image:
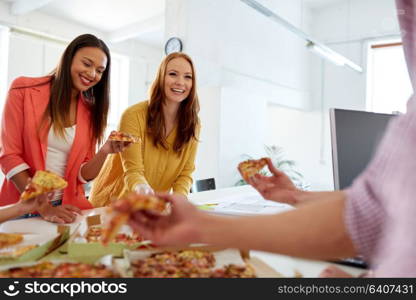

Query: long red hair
(147, 52), (200, 153)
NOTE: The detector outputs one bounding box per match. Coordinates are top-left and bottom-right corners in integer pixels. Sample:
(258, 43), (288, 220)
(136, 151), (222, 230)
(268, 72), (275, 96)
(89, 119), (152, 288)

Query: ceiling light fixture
(240, 0), (363, 73)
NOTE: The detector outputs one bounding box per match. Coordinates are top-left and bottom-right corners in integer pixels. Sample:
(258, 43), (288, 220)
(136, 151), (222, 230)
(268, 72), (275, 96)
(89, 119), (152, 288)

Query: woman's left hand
(100, 138), (132, 154)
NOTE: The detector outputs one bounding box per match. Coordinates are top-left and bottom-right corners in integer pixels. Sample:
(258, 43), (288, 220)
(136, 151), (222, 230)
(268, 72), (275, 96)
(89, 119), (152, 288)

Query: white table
(0, 186), (365, 277)
(189, 185), (365, 277)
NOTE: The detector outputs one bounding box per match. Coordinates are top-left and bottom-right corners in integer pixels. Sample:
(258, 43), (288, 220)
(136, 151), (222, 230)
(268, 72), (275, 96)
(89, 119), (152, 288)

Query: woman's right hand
(247, 157), (301, 205)
(38, 203), (81, 224)
(134, 184), (154, 195)
(118, 193), (204, 246)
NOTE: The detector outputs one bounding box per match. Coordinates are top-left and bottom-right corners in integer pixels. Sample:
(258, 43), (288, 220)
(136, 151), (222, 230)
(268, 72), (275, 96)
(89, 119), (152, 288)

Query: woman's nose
(87, 69), (95, 79)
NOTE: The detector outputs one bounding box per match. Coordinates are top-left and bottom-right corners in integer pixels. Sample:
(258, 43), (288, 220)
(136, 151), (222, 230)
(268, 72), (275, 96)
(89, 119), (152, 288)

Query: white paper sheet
(199, 193), (293, 216)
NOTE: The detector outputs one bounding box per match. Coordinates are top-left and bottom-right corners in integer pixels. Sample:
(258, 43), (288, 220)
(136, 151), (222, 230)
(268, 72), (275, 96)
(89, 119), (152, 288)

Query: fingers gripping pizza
(101, 193), (170, 245)
(109, 131), (140, 143)
(20, 170), (68, 201)
(238, 158), (268, 182)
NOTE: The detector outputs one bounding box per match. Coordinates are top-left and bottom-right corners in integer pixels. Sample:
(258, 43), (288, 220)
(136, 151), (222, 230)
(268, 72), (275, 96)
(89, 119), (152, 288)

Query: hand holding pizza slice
(101, 192), (170, 245)
(238, 158), (268, 182)
(20, 170), (68, 201)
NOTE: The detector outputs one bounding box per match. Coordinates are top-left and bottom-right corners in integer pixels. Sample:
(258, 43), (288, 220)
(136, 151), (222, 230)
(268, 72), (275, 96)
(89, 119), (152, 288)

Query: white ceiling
(0, 0), (346, 47)
(39, 0), (165, 32)
(303, 0), (346, 9)
(0, 0), (166, 47)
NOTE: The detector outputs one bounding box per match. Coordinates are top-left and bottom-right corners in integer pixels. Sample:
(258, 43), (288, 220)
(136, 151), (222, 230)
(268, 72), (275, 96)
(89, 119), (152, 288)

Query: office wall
(166, 0), (400, 190)
(266, 0), (400, 190)
(165, 0), (313, 188)
(310, 0), (399, 111)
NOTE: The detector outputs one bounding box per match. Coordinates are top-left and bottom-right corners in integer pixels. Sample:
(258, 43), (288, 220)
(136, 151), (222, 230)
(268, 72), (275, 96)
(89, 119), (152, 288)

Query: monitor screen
(330, 108), (396, 190)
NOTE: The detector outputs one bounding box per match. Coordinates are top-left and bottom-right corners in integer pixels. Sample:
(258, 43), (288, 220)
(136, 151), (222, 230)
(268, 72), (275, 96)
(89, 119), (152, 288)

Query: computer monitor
(329, 108), (396, 269)
(330, 108), (396, 190)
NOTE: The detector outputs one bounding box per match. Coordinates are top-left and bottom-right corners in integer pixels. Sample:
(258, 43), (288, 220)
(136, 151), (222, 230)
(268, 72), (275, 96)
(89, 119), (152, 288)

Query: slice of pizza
(101, 193), (170, 246)
(20, 170), (68, 201)
(109, 131), (140, 143)
(238, 158), (268, 182)
(126, 193), (171, 215)
(101, 213), (129, 246)
(0, 233), (23, 249)
(0, 245), (37, 258)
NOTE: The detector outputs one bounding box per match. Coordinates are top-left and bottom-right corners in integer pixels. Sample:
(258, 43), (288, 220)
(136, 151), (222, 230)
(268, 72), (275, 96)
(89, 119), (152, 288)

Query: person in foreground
(115, 0), (416, 277)
(90, 52), (200, 207)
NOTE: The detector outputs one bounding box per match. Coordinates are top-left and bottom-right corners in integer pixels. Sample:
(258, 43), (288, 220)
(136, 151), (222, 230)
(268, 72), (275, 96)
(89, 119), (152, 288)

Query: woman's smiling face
(163, 57), (193, 104)
(70, 46), (107, 93)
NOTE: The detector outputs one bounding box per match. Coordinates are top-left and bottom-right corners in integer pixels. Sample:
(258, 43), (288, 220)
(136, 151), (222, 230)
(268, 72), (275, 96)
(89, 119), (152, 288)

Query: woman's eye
(83, 62), (91, 67)
(97, 69), (104, 74)
(169, 72), (177, 76)
(185, 75), (192, 79)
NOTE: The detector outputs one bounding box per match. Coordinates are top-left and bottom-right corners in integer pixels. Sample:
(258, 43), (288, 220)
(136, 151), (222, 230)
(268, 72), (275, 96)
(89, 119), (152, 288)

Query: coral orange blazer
(0, 76), (95, 209)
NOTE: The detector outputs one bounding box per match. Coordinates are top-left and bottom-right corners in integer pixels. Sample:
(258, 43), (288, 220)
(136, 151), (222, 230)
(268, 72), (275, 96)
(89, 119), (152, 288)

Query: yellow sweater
(89, 101), (199, 207)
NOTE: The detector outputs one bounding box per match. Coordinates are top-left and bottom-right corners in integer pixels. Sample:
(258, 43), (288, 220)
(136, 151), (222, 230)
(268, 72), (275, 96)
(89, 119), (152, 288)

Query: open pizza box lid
(64, 213), (152, 258)
(0, 226), (70, 266)
(117, 245), (282, 278)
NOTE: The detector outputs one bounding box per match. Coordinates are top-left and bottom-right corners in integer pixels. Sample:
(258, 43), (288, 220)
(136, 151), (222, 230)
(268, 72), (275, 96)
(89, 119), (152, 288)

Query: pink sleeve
(372, 0), (416, 277)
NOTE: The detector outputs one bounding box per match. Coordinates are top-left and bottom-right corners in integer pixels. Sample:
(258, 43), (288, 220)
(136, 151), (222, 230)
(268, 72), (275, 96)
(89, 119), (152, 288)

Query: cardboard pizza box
(0, 226), (70, 266)
(118, 246), (282, 278)
(65, 214), (151, 259)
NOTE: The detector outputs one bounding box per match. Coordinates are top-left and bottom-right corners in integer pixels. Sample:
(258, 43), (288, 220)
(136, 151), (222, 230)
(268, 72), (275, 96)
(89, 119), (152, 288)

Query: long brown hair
(43, 34), (111, 144)
(147, 52), (200, 153)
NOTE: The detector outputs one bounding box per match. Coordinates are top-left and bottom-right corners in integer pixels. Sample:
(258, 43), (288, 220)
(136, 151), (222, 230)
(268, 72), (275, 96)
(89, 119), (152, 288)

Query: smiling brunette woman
(89, 52), (200, 207)
(0, 34), (131, 223)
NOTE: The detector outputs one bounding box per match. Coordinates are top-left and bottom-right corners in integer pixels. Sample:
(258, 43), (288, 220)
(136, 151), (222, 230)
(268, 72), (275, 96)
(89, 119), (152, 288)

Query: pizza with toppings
(20, 170), (68, 201)
(85, 225), (144, 245)
(238, 158), (268, 182)
(53, 262), (116, 278)
(101, 193), (170, 246)
(131, 250), (256, 278)
(108, 131), (140, 143)
(0, 262), (56, 278)
(211, 264), (256, 278)
(0, 233), (23, 249)
(131, 250), (216, 278)
(0, 262), (117, 278)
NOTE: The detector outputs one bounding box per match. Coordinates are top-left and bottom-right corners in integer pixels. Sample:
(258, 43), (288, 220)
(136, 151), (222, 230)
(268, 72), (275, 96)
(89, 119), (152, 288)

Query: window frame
(365, 38), (412, 114)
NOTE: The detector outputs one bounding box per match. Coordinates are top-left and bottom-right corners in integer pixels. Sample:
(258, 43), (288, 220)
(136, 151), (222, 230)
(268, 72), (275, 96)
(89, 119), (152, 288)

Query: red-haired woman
(0, 34), (130, 223)
(90, 52), (200, 207)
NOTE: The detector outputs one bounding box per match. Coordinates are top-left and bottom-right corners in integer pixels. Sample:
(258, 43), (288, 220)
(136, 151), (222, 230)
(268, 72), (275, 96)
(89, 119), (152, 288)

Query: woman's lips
(80, 75), (93, 86)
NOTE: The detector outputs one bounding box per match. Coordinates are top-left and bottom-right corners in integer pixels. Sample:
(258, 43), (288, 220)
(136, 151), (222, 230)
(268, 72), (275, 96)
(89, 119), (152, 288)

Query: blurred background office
(0, 0), (411, 192)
